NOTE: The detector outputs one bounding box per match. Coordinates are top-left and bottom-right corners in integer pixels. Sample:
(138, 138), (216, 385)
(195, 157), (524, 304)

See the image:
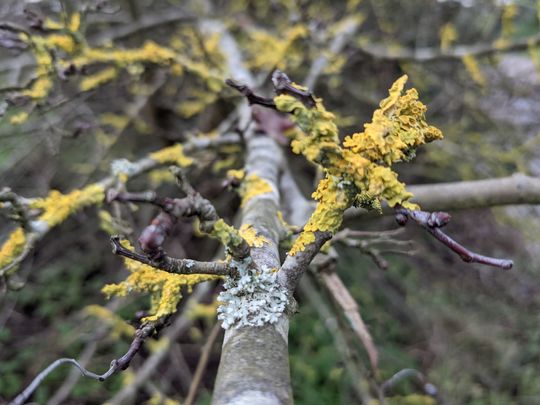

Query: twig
(106, 284), (212, 405)
(184, 323), (222, 405)
(380, 368), (438, 397)
(10, 358), (115, 405)
(10, 316), (168, 405)
(271, 70), (316, 107)
(395, 207), (513, 270)
(299, 275), (373, 403)
(110, 236), (232, 276)
(225, 79), (277, 110)
(315, 261), (379, 372)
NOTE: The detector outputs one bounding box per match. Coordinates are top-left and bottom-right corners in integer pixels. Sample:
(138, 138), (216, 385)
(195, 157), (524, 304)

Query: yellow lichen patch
(68, 13), (81, 32)
(501, 3), (518, 38)
(240, 174), (273, 206)
(212, 155), (237, 172)
(288, 230), (316, 256)
(275, 93), (340, 165)
(80, 67), (118, 91)
(84, 305), (135, 340)
(210, 219), (245, 248)
(9, 112), (29, 125)
(148, 168), (175, 186)
(276, 75), (442, 255)
(239, 224), (269, 248)
(73, 40), (177, 68)
(0, 228), (26, 269)
(98, 210), (116, 235)
(30, 183), (105, 227)
(100, 113), (129, 131)
(289, 176), (350, 256)
(175, 87), (219, 118)
(150, 144), (193, 167)
(227, 168), (245, 181)
(462, 55), (486, 87)
(102, 240), (221, 322)
(45, 34), (76, 53)
(439, 23), (457, 52)
(343, 75), (443, 166)
(245, 25), (307, 70)
(22, 76), (53, 100)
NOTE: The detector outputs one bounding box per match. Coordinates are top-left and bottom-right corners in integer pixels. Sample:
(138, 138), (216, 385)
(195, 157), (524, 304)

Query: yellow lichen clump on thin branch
(0, 228), (26, 270)
(102, 241), (221, 322)
(30, 184), (106, 227)
(275, 74), (443, 255)
(149, 144), (194, 167)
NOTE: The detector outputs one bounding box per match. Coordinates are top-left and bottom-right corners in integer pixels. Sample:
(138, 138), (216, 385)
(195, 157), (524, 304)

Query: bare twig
(184, 323), (222, 405)
(314, 260), (379, 372)
(380, 368), (437, 397)
(225, 79), (277, 110)
(395, 207), (513, 270)
(10, 317), (165, 405)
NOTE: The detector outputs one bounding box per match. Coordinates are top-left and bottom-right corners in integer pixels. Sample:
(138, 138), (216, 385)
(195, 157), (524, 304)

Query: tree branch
(395, 207), (513, 270)
(110, 236), (232, 276)
(356, 33), (540, 62)
(10, 317), (168, 405)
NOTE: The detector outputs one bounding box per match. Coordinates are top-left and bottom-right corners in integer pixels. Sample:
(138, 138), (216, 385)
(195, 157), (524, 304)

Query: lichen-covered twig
(395, 207), (513, 270)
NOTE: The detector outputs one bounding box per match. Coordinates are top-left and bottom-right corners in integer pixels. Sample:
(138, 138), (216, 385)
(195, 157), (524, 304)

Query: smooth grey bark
(213, 126), (293, 405)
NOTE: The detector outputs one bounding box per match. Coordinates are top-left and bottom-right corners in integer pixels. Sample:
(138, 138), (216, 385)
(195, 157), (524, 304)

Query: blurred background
(0, 0), (539, 404)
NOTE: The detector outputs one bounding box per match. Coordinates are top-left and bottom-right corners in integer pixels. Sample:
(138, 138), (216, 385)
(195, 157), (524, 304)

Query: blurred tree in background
(0, 0), (539, 404)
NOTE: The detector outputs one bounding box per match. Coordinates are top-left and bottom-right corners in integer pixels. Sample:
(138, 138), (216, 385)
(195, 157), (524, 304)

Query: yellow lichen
(45, 34), (76, 53)
(210, 219), (245, 248)
(501, 3), (518, 38)
(0, 228), (26, 269)
(343, 75), (443, 166)
(245, 25), (307, 70)
(148, 168), (175, 186)
(288, 176), (349, 256)
(212, 155), (237, 172)
(9, 112), (29, 125)
(276, 75), (442, 255)
(439, 23), (457, 52)
(100, 113), (129, 131)
(240, 174), (274, 206)
(80, 67), (118, 91)
(462, 54), (486, 87)
(227, 169), (245, 181)
(102, 240), (220, 322)
(30, 183), (105, 227)
(149, 144), (193, 167)
(239, 224), (269, 247)
(68, 13), (81, 32)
